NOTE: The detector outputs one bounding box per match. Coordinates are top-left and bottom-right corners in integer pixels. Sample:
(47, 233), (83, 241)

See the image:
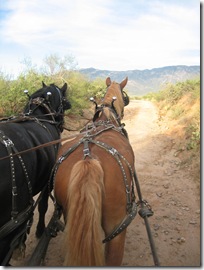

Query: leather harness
(51, 108), (138, 244)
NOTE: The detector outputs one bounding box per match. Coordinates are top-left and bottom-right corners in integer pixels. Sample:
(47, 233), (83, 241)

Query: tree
(43, 54), (78, 77)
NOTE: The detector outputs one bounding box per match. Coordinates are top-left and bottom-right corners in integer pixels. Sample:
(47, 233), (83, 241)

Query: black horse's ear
(61, 83), (67, 94)
(42, 81), (47, 88)
(106, 77), (111, 87)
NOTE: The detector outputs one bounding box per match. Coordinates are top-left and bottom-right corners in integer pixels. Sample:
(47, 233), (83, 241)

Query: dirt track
(10, 100), (200, 267)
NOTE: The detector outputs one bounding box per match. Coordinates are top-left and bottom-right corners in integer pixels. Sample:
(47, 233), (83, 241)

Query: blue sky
(0, 0), (200, 76)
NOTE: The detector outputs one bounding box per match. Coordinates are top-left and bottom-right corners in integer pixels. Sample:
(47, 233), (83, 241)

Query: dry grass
(157, 93), (200, 183)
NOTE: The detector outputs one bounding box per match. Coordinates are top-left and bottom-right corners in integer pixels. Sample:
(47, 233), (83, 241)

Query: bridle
(24, 85), (67, 132)
(25, 86), (63, 115)
(92, 85), (130, 124)
(122, 90), (129, 106)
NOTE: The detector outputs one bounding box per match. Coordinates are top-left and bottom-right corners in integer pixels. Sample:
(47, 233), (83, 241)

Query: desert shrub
(0, 57), (106, 116)
(145, 79), (200, 152)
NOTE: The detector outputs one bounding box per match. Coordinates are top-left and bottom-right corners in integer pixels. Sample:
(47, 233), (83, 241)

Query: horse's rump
(55, 129), (135, 266)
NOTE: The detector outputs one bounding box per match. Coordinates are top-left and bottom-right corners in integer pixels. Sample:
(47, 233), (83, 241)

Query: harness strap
(87, 138), (138, 243)
(0, 132), (18, 218)
(0, 204), (34, 241)
(51, 131), (137, 244)
(103, 201), (137, 243)
(0, 185), (47, 240)
(88, 139), (135, 212)
(0, 131), (33, 219)
(83, 139), (91, 158)
(82, 121), (128, 141)
(48, 140), (82, 196)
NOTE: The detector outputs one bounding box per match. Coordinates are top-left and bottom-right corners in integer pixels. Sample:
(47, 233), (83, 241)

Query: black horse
(0, 82), (71, 265)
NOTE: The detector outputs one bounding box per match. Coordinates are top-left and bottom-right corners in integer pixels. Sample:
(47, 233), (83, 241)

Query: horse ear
(106, 77), (111, 87)
(61, 83), (67, 93)
(42, 81), (47, 88)
(120, 77), (128, 89)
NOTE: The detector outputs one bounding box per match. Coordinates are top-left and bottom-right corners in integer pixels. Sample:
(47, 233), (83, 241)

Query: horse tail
(64, 158), (105, 266)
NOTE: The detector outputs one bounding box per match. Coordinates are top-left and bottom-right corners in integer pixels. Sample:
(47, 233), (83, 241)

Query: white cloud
(0, 0), (200, 73)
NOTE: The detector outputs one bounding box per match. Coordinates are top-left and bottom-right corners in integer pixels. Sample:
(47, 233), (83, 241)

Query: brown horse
(53, 77), (137, 266)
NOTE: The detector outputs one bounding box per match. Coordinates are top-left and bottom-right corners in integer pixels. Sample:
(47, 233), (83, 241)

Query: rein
(0, 134), (79, 161)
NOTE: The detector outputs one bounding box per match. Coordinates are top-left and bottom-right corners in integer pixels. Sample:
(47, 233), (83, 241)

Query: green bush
(0, 58), (106, 116)
(150, 79), (200, 105)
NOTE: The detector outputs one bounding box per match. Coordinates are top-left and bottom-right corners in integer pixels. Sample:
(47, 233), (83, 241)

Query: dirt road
(10, 100), (200, 266)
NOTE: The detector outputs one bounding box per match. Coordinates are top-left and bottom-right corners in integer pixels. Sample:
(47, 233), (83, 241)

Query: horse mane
(103, 82), (124, 120)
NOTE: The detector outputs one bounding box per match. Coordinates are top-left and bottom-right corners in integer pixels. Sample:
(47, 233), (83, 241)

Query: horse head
(93, 77), (129, 123)
(24, 82), (71, 132)
(104, 77), (129, 119)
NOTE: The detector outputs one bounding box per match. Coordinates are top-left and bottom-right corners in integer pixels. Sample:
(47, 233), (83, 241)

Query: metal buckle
(109, 147), (117, 156)
(58, 156), (65, 164)
(83, 139), (91, 158)
(3, 138), (14, 148)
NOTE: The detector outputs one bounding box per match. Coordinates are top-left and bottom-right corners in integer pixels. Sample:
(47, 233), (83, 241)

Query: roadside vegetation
(0, 56), (200, 177)
(144, 79), (200, 150)
(144, 79), (200, 181)
(0, 54), (106, 116)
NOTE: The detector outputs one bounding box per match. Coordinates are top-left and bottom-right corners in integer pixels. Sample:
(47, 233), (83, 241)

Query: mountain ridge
(79, 65), (200, 95)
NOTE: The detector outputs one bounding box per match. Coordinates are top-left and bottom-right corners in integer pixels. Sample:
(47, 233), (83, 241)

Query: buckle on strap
(3, 138), (14, 148)
(0, 131), (14, 148)
(83, 139), (91, 158)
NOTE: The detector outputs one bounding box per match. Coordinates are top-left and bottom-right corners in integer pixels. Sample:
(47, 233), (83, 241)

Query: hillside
(79, 65), (200, 96)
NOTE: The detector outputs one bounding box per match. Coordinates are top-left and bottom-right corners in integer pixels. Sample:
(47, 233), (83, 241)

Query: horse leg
(105, 230), (126, 266)
(36, 188), (49, 238)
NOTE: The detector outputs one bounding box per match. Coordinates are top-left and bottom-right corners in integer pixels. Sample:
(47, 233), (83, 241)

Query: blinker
(111, 96), (117, 107)
(90, 97), (98, 109)
(24, 90), (30, 99)
(46, 92), (52, 101)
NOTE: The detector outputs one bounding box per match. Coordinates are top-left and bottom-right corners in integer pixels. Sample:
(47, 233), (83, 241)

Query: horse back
(55, 129), (135, 224)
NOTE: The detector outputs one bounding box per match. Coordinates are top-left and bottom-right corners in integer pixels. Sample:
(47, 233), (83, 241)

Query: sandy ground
(10, 100), (200, 267)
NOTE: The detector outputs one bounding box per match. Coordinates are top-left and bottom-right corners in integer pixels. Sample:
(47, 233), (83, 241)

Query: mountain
(79, 65), (200, 96)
